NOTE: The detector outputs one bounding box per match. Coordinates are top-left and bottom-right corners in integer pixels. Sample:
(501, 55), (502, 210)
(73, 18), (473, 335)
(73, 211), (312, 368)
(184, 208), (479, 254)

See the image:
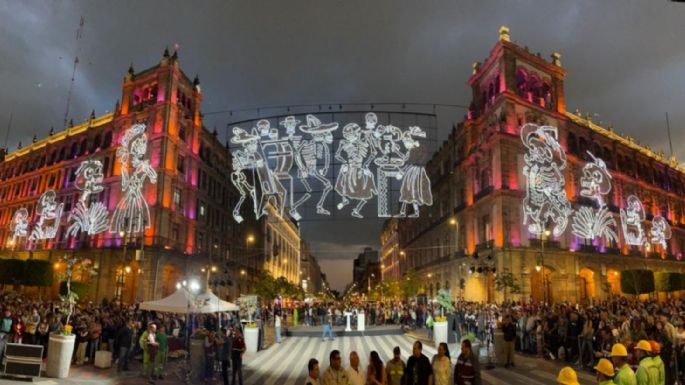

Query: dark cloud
(1, 0), (683, 291)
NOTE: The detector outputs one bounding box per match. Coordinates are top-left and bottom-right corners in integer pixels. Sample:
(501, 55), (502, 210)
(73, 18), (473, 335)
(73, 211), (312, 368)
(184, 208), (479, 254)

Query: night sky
(1, 1), (684, 291)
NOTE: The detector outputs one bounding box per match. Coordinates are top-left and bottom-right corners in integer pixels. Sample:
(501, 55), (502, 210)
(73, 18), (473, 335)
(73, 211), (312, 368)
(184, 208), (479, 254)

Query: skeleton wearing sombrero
(29, 189), (64, 241)
(579, 151), (612, 208)
(291, 114), (338, 217)
(620, 195), (647, 246)
(230, 127), (286, 222)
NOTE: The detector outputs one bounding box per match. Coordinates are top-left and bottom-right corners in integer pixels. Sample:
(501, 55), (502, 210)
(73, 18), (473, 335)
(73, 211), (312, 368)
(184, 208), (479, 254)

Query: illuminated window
(199, 202), (206, 218)
(173, 188), (182, 209)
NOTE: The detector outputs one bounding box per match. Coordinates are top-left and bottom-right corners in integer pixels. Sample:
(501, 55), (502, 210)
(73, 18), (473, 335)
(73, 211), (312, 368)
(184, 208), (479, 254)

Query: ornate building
(396, 27), (685, 304)
(0, 49), (296, 303)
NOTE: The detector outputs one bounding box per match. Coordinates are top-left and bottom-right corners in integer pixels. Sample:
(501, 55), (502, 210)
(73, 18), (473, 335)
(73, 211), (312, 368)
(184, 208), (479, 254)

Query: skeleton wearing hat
(620, 195), (647, 246)
(109, 123), (157, 235)
(291, 115), (338, 217)
(29, 189), (64, 241)
(10, 208), (30, 241)
(334, 123), (377, 218)
(67, 160), (110, 237)
(580, 151), (612, 208)
(230, 127), (286, 223)
(397, 126), (432, 217)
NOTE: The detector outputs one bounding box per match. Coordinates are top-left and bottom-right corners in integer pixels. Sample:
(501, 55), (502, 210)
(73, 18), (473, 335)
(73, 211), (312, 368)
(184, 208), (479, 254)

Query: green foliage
(254, 272), (304, 300)
(655, 272), (684, 292)
(0, 259), (26, 285)
(401, 268), (422, 298)
(494, 271), (522, 299)
(59, 281), (89, 300)
(435, 289), (455, 312)
(24, 259), (53, 287)
(620, 269), (655, 295)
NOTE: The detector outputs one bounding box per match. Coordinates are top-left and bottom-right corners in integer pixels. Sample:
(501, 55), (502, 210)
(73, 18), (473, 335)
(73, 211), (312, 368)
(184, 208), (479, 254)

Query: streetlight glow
(449, 218), (457, 225)
(189, 279), (200, 293)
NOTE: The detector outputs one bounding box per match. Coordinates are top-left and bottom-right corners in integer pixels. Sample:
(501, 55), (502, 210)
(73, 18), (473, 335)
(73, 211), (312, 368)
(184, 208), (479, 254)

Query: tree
(435, 289), (454, 314)
(254, 271), (277, 300)
(620, 269), (655, 295)
(494, 270), (522, 301)
(401, 268), (422, 299)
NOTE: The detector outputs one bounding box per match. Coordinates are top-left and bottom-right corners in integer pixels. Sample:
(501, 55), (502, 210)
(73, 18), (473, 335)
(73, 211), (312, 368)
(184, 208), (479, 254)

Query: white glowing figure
(29, 190), (64, 241)
(520, 123), (572, 236)
(650, 216), (672, 249)
(620, 195), (647, 246)
(230, 127), (286, 223)
(372, 121), (406, 218)
(10, 208), (30, 241)
(67, 160), (109, 236)
(334, 123), (377, 218)
(571, 151), (618, 243)
(109, 123), (157, 234)
(292, 115), (338, 216)
(260, 122), (294, 218)
(397, 126), (432, 218)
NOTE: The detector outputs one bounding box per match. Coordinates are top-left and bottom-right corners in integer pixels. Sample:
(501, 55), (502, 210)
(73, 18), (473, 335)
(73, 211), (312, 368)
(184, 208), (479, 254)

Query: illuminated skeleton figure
(10, 208), (30, 241)
(397, 126), (432, 218)
(579, 151), (612, 207)
(29, 190), (64, 241)
(292, 115), (338, 216)
(230, 127), (286, 223)
(620, 195), (647, 246)
(650, 216), (672, 249)
(67, 160), (110, 236)
(334, 123), (377, 218)
(109, 123), (157, 235)
(571, 151), (618, 243)
(520, 123), (572, 236)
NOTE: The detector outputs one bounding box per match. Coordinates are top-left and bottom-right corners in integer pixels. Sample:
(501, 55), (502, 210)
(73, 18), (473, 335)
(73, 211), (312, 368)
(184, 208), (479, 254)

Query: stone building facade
(396, 27), (685, 304)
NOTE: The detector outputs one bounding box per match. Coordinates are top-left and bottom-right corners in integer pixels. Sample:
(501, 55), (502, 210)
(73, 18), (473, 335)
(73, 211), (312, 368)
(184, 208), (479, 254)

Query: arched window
(103, 131), (113, 148)
(70, 142), (78, 158)
(91, 134), (101, 153)
(78, 139), (88, 156)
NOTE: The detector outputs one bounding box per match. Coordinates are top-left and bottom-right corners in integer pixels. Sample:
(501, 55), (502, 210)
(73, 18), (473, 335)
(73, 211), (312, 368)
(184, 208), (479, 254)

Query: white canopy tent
(139, 289), (238, 314)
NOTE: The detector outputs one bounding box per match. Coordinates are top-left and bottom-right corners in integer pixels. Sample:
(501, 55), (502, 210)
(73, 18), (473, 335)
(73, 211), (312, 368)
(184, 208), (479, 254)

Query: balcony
(473, 186), (493, 202)
(528, 238), (560, 249)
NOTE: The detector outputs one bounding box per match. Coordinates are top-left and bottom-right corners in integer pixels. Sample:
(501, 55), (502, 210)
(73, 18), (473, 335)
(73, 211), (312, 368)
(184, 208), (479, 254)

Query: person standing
(322, 307), (335, 341)
(426, 313), (434, 341)
(139, 323), (159, 384)
(204, 330), (216, 383)
(611, 343), (637, 385)
(306, 358), (321, 385)
(431, 343), (451, 385)
(323, 349), (350, 385)
(275, 313), (282, 344)
(347, 351), (366, 385)
(75, 321), (89, 365)
(648, 341), (665, 385)
(594, 358), (615, 385)
(231, 328), (246, 385)
(367, 351), (387, 385)
(635, 340), (658, 385)
(115, 320), (133, 373)
(386, 346), (405, 385)
(216, 327), (232, 385)
(154, 325), (168, 380)
(454, 339), (480, 385)
(556, 367), (580, 385)
(502, 315), (516, 368)
(405, 341), (433, 385)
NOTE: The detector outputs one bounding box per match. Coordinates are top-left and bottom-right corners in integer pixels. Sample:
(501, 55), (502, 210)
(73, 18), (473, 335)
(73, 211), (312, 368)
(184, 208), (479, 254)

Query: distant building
(300, 240), (325, 295)
(352, 246), (380, 294)
(380, 218), (404, 280)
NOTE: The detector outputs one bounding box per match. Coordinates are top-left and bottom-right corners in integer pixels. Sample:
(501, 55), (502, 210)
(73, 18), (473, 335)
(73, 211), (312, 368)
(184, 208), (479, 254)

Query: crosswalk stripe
(282, 337), (320, 385)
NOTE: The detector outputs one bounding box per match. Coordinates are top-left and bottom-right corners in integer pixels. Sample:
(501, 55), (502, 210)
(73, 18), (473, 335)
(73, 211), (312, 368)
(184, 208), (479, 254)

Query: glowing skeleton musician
(229, 113), (433, 222)
(521, 123), (673, 252)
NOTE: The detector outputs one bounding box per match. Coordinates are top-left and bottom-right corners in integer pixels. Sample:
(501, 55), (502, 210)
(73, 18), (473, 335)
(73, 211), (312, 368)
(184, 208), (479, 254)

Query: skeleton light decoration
(520, 123), (572, 236)
(10, 208), (30, 242)
(229, 113), (432, 221)
(29, 190), (64, 241)
(67, 160), (110, 236)
(109, 123), (157, 235)
(620, 195), (647, 246)
(650, 216), (672, 250)
(571, 151), (618, 243)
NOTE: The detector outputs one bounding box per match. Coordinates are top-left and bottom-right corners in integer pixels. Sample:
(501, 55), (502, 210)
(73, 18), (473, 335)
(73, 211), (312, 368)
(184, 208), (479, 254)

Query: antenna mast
(63, 16), (85, 129)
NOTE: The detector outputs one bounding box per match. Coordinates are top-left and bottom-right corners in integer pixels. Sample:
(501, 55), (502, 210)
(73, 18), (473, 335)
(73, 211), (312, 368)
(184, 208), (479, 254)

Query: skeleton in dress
(29, 190), (64, 241)
(520, 123), (573, 237)
(292, 115), (338, 216)
(10, 208), (30, 242)
(334, 123), (377, 218)
(67, 160), (110, 236)
(571, 151), (618, 243)
(650, 216), (672, 249)
(620, 195), (647, 246)
(109, 123), (157, 235)
(397, 126), (433, 217)
(230, 127), (286, 223)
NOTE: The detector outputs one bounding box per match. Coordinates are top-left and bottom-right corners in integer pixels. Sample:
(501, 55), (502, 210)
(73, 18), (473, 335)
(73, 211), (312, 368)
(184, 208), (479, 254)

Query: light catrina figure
(109, 123), (157, 235)
(67, 159), (110, 236)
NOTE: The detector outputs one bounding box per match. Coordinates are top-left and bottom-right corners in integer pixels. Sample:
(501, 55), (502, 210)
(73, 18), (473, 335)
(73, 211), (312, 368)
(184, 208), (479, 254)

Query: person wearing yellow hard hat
(648, 341), (664, 385)
(611, 343), (637, 385)
(635, 340), (658, 385)
(557, 366), (580, 385)
(594, 358), (615, 385)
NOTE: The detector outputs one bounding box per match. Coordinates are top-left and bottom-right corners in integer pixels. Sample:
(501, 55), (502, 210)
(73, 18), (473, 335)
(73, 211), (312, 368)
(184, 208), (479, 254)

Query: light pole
(449, 217), (459, 258)
(535, 229), (551, 304)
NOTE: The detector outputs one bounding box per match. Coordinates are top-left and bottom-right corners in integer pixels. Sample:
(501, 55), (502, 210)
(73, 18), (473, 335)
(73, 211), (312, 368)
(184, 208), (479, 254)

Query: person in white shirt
(347, 351), (366, 385)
